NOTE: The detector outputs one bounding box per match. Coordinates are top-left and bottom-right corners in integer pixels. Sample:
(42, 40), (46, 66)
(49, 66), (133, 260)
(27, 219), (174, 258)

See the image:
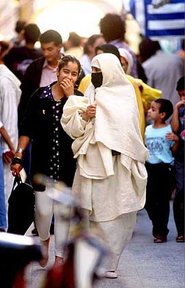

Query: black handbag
(7, 176), (35, 235)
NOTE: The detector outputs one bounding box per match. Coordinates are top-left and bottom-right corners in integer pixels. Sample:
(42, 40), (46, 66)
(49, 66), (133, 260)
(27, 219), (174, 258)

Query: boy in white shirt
(145, 99), (179, 243)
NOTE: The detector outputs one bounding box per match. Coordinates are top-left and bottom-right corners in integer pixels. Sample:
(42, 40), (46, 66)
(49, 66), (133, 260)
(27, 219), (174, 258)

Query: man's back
(4, 46), (42, 82)
(143, 50), (183, 106)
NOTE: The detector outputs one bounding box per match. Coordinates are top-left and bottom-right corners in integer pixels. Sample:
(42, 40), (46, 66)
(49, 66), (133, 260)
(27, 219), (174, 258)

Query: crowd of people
(0, 12), (184, 279)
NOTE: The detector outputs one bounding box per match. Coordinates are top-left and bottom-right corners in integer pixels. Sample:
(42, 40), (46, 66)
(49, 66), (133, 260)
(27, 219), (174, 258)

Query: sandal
(153, 235), (167, 243)
(104, 271), (118, 279)
(176, 235), (185, 243)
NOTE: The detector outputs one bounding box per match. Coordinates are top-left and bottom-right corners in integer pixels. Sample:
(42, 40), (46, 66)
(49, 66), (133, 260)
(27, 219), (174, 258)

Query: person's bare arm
(10, 135), (30, 176)
(14, 136), (30, 157)
(0, 126), (15, 164)
(0, 126), (15, 152)
(171, 100), (185, 133)
(166, 132), (179, 154)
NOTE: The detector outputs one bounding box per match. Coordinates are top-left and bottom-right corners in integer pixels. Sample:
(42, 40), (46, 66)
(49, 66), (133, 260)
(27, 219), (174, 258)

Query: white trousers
(94, 211), (137, 271)
(35, 187), (70, 258)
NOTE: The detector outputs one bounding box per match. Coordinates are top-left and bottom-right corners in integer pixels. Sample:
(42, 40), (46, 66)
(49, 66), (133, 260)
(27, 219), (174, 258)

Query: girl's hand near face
(81, 104), (97, 121)
(60, 78), (74, 97)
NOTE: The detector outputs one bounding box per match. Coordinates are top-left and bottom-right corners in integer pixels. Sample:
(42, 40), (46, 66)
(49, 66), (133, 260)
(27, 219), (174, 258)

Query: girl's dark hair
(154, 99), (173, 120)
(58, 55), (81, 74)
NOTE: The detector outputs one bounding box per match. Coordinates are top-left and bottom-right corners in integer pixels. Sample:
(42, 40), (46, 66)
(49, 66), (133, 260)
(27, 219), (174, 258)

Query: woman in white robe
(61, 53), (148, 278)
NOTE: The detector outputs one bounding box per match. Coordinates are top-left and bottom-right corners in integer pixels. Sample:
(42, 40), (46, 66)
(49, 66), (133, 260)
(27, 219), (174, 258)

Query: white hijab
(90, 53), (147, 161)
(62, 53), (148, 162)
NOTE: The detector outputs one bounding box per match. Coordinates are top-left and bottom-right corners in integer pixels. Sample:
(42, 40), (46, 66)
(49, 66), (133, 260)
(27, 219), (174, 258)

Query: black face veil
(91, 72), (103, 88)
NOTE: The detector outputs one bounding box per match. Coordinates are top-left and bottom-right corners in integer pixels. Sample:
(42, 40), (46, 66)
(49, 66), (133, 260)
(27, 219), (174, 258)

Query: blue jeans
(0, 146), (7, 230)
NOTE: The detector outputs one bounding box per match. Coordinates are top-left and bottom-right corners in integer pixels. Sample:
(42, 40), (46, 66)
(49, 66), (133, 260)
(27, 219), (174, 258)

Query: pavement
(25, 202), (184, 288)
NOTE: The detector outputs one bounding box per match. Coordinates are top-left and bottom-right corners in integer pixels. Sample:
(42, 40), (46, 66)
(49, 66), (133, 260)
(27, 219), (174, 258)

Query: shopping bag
(7, 175), (34, 235)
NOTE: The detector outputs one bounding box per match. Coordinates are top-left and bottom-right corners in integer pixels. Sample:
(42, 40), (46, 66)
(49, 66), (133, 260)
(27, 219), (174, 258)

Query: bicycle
(0, 175), (108, 288)
(36, 175), (109, 288)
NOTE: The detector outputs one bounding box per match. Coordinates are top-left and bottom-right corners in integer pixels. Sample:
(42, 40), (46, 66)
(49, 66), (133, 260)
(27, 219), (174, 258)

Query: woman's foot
(153, 235), (167, 243)
(176, 235), (185, 243)
(104, 271), (118, 279)
(39, 238), (50, 268)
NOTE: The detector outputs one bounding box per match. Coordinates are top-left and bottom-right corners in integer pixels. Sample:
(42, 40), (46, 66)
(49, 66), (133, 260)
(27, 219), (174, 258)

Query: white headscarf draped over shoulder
(118, 48), (134, 75)
(90, 53), (147, 162)
(62, 53), (148, 163)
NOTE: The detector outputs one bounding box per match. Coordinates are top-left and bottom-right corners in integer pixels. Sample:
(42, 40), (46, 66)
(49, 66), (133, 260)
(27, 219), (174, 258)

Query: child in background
(171, 76), (185, 242)
(145, 99), (179, 243)
(0, 121), (15, 231)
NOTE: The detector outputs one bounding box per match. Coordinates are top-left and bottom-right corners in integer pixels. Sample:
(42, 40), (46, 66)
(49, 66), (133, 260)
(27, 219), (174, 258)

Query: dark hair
(139, 38), (161, 63)
(58, 55), (81, 74)
(99, 13), (126, 42)
(39, 30), (62, 45)
(83, 34), (103, 54)
(95, 43), (121, 62)
(154, 99), (173, 120)
(15, 20), (27, 33)
(176, 76), (185, 91)
(24, 23), (41, 44)
(68, 32), (81, 47)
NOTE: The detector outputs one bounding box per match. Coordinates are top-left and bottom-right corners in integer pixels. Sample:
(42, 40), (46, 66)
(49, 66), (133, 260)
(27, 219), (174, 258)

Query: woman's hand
(10, 155), (24, 176)
(10, 162), (23, 177)
(60, 78), (74, 97)
(81, 104), (97, 121)
(3, 150), (15, 165)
